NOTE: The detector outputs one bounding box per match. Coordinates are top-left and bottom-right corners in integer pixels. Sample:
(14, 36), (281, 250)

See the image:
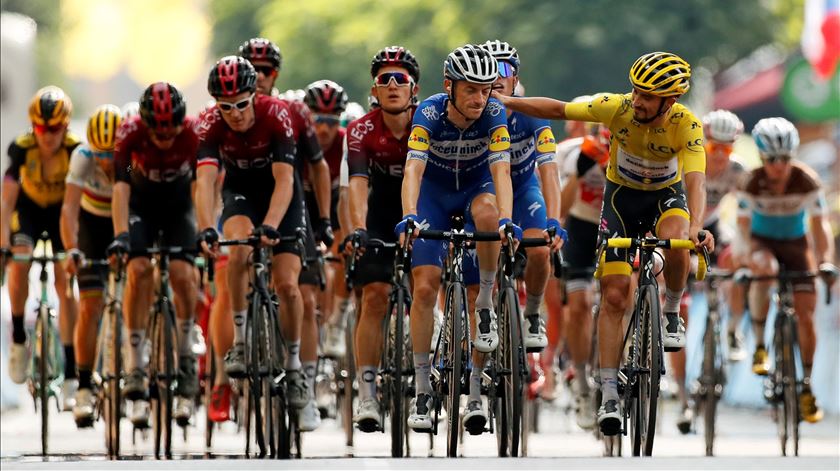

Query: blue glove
(498, 218), (523, 241)
(546, 218), (568, 243)
(394, 214), (417, 237)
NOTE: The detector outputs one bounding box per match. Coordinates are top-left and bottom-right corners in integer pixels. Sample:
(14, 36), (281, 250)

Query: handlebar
(594, 236), (709, 281)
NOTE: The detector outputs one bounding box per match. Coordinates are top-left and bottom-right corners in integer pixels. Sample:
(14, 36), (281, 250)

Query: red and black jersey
(196, 94), (297, 192)
(303, 127), (344, 190)
(283, 99), (322, 169)
(345, 107), (414, 239)
(114, 115), (198, 211)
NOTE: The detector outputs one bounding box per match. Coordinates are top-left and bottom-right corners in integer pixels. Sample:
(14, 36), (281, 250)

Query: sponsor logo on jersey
(536, 128), (556, 153)
(407, 127), (430, 151)
(488, 127), (511, 152)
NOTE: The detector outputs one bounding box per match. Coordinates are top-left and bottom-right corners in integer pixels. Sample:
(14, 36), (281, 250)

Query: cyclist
(1, 86), (80, 410)
(556, 120), (610, 429)
(303, 80), (351, 358)
(455, 39), (563, 434)
(736, 117), (837, 424)
(121, 101), (140, 121)
(195, 56), (310, 411)
(234, 39), (331, 431)
(345, 46), (420, 432)
(60, 104), (122, 426)
(493, 51), (714, 435)
(109, 82), (200, 426)
(398, 44), (516, 431)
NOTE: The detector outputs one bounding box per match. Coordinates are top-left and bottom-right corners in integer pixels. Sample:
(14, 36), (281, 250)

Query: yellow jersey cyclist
(60, 104), (123, 427)
(1, 86), (80, 410)
(493, 51), (715, 435)
(735, 117), (837, 424)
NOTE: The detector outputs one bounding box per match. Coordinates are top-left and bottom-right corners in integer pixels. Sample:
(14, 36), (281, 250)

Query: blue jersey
(407, 93), (511, 191)
(507, 110), (556, 189)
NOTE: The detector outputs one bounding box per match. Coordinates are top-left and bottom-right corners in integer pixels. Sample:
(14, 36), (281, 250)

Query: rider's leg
(223, 216), (253, 352)
(541, 278), (564, 399)
(471, 193), (501, 355)
(300, 283), (319, 388)
(209, 259), (231, 385)
(355, 282), (389, 402)
(409, 266), (441, 398)
(598, 273), (632, 403)
(170, 260), (197, 357)
(747, 250), (777, 349)
(8, 245), (32, 346)
(74, 292), (103, 389)
(566, 283), (593, 393)
(53, 265), (78, 380)
(523, 227), (550, 348)
(657, 215), (690, 350)
(272, 252), (304, 371)
(124, 257), (154, 373)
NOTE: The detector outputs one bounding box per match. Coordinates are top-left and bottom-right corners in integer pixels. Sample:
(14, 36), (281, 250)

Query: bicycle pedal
(355, 420), (381, 433)
(75, 417), (95, 429)
(525, 346), (544, 353)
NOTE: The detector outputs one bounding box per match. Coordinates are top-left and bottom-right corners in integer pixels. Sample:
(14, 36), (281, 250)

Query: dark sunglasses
(217, 94), (254, 112)
(33, 124), (65, 134)
(763, 155), (792, 164)
(375, 72), (412, 87)
(253, 64), (276, 76)
(313, 114), (340, 126)
(498, 61), (517, 78)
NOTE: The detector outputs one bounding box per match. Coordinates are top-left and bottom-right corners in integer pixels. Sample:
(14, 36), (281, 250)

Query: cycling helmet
(121, 101), (140, 121)
(340, 102), (366, 127)
(29, 86), (72, 127)
(371, 46), (420, 82)
(277, 88), (305, 102)
(208, 56), (257, 97)
(304, 80), (348, 114)
(703, 109), (743, 143)
(752, 117), (799, 157)
(87, 104), (122, 152)
(443, 44), (498, 85)
(480, 39), (520, 70)
(139, 82), (186, 131)
(238, 37), (282, 70)
(629, 52), (691, 97)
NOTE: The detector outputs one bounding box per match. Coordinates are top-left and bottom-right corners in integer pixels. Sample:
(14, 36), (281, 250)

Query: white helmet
(480, 40), (520, 69)
(121, 101), (140, 120)
(752, 117), (799, 157)
(443, 44), (498, 85)
(341, 102), (366, 126)
(703, 109), (743, 143)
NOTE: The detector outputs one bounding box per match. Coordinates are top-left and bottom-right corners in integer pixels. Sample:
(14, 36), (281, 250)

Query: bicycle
(594, 234), (708, 456)
(1, 232), (68, 456)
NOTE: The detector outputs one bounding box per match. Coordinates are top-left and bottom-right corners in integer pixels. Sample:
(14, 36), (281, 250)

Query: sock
(232, 309), (247, 346)
(331, 296), (351, 327)
(664, 288), (683, 313)
(175, 317), (194, 357)
(600, 367), (619, 403)
(469, 367), (482, 402)
(413, 353), (432, 395)
(302, 361), (317, 397)
(524, 293), (543, 317)
(214, 355), (227, 385)
(285, 340), (301, 371)
(574, 363), (590, 394)
(63, 345), (77, 379)
(78, 368), (93, 390)
(358, 365), (377, 401)
(127, 329), (146, 372)
(476, 270), (495, 310)
(11, 315), (26, 344)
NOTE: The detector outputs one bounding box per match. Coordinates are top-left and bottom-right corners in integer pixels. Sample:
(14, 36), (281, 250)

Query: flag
(802, 0), (840, 80)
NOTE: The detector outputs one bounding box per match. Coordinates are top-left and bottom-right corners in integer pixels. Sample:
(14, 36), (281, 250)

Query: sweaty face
(372, 65), (415, 114)
(451, 80), (492, 121)
(251, 60), (278, 95)
(631, 89), (667, 122)
(491, 75), (517, 97)
(217, 91), (256, 133)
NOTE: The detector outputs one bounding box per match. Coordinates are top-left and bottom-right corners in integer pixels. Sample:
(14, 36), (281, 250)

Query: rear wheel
(445, 285), (465, 458)
(343, 312), (355, 450)
(107, 306), (123, 458)
(389, 290), (406, 457)
(151, 304), (175, 459)
(501, 287), (524, 457)
(631, 284), (661, 456)
(781, 313), (799, 457)
(36, 309), (50, 456)
(701, 313), (718, 456)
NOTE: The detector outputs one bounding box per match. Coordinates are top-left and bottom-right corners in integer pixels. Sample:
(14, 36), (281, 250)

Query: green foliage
(2, 0), (65, 87)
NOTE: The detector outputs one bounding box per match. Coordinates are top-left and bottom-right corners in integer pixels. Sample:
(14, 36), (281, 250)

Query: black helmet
(239, 38), (283, 71)
(304, 80), (349, 114)
(371, 46), (420, 82)
(207, 56), (257, 97)
(139, 82), (186, 131)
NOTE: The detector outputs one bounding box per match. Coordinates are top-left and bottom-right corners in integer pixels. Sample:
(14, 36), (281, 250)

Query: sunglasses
(705, 141), (733, 153)
(313, 114), (341, 126)
(33, 124), (65, 135)
(763, 155), (792, 164)
(375, 72), (413, 87)
(217, 94), (254, 113)
(498, 61), (517, 78)
(253, 64), (276, 76)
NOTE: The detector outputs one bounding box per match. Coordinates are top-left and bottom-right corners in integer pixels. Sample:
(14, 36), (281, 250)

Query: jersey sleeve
(295, 102), (324, 163)
(532, 118), (556, 167)
(196, 114), (222, 170)
(345, 119), (370, 178)
(407, 100), (435, 163)
(66, 146), (93, 187)
(113, 121), (134, 183)
(270, 105), (297, 166)
(677, 113), (706, 174)
(485, 99), (511, 166)
(564, 93), (623, 125)
(4, 140), (25, 182)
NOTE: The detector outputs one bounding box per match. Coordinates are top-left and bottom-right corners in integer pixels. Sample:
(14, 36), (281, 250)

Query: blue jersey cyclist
(396, 44), (517, 431)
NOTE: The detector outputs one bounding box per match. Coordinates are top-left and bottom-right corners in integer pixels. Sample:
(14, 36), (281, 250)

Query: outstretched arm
(491, 92), (568, 120)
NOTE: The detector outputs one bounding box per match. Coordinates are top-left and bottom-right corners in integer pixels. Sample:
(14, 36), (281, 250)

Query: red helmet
(239, 37), (282, 70)
(139, 82), (186, 131)
(371, 46), (420, 82)
(208, 56), (257, 98)
(304, 80), (348, 114)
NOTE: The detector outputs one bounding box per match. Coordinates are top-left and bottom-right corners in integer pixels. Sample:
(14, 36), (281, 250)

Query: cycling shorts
(10, 192), (63, 250)
(298, 199), (322, 287)
(562, 215), (599, 283)
(354, 244), (396, 287)
(78, 209), (112, 293)
(220, 186), (306, 256)
(512, 175), (547, 231)
(751, 235), (815, 293)
(128, 208), (197, 263)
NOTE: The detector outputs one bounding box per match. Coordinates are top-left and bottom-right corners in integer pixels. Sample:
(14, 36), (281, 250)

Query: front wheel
(630, 284), (661, 457)
(35, 308), (50, 456)
(701, 313), (718, 456)
(445, 284), (465, 458)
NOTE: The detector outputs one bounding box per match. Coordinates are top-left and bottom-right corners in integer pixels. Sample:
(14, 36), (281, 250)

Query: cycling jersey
(407, 93), (511, 191)
(115, 115), (199, 211)
(564, 93), (705, 191)
(346, 107), (414, 241)
(303, 128), (344, 191)
(5, 132), (80, 207)
(737, 161), (826, 240)
(66, 144), (115, 217)
(508, 110), (555, 188)
(704, 155), (746, 227)
(559, 136), (608, 225)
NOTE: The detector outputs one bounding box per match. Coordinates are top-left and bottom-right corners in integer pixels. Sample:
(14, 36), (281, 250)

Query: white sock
(476, 270), (495, 309)
(285, 340), (302, 371)
(176, 317), (194, 357)
(127, 329), (146, 372)
(302, 361), (317, 396)
(232, 309), (247, 345)
(358, 366), (377, 401)
(600, 368), (619, 403)
(664, 288), (683, 313)
(524, 293), (543, 317)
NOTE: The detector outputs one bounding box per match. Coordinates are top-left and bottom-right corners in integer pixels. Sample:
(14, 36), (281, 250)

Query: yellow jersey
(564, 93), (705, 191)
(4, 132), (80, 207)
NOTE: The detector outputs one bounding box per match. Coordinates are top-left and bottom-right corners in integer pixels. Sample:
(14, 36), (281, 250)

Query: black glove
(197, 227), (219, 248)
(253, 224), (281, 242)
(351, 228), (369, 248)
(315, 217), (335, 247)
(106, 232), (131, 257)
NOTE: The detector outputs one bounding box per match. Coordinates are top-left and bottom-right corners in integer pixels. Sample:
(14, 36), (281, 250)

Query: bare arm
(559, 175), (578, 221)
(263, 162), (294, 228)
(112, 181), (131, 236)
(195, 165), (220, 231)
(684, 171), (712, 249)
(60, 183), (83, 250)
(0, 180), (20, 247)
(348, 176), (369, 231)
(811, 214), (835, 264)
(490, 161), (513, 221)
(401, 159), (426, 217)
(337, 187), (351, 235)
(308, 158), (332, 220)
(491, 93), (567, 120)
(537, 162), (561, 222)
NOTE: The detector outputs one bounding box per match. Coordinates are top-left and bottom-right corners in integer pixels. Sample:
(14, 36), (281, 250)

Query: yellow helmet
(629, 52), (691, 97)
(28, 86), (73, 127)
(87, 104), (122, 152)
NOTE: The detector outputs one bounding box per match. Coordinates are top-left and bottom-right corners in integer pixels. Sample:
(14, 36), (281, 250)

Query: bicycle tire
(247, 296), (267, 458)
(632, 284), (661, 456)
(445, 284), (465, 458)
(204, 342), (215, 450)
(160, 303), (176, 459)
(503, 286), (524, 457)
(494, 307), (509, 458)
(390, 288), (405, 457)
(261, 302), (277, 457)
(343, 312), (355, 450)
(36, 308), (49, 455)
(781, 312), (799, 457)
(772, 324), (787, 456)
(701, 312), (717, 456)
(108, 304), (123, 458)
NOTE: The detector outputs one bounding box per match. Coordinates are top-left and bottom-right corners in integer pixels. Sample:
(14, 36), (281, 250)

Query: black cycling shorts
(298, 200), (323, 287)
(78, 209), (112, 292)
(599, 180), (689, 277)
(220, 185), (307, 256)
(128, 208), (197, 263)
(562, 215), (599, 281)
(11, 193), (63, 250)
(353, 244), (396, 287)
